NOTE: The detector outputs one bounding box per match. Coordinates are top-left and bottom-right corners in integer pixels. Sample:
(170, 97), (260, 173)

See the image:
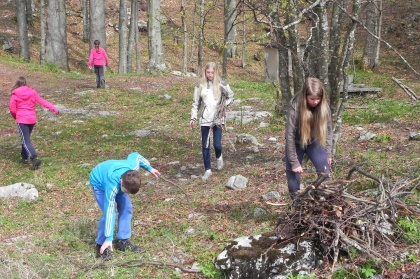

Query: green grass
(343, 99), (418, 124)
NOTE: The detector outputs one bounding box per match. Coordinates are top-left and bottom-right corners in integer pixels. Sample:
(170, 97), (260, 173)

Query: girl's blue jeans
(201, 125), (222, 170)
(92, 187), (132, 245)
(285, 140), (330, 194)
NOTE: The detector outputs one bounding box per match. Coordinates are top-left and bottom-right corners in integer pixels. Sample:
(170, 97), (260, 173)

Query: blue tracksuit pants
(92, 187), (133, 245)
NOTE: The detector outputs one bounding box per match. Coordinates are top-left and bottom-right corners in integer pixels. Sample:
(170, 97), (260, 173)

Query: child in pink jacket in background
(88, 39), (109, 88)
(9, 76), (60, 170)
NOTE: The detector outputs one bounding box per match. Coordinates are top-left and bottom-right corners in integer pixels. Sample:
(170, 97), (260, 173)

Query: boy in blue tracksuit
(89, 152), (161, 260)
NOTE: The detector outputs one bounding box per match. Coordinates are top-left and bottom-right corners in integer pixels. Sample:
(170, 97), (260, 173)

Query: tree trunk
(127, 0), (137, 73)
(286, 0), (304, 95)
(147, 0), (166, 72)
(331, 0), (361, 154)
(222, 0), (237, 79)
(197, 0), (205, 76)
(119, 0), (128, 73)
(81, 0), (89, 42)
(362, 0), (382, 69)
(40, 0), (45, 64)
(89, 0), (106, 50)
(181, 0), (188, 73)
(134, 0), (141, 72)
(25, 0), (33, 25)
(225, 0), (237, 58)
(45, 0), (69, 70)
(15, 0), (30, 62)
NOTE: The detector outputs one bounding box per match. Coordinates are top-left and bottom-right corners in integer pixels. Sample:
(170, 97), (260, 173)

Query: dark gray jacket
(285, 99), (332, 169)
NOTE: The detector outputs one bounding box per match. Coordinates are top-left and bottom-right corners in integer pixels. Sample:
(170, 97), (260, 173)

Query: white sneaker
(217, 155), (224, 170)
(202, 170), (212, 180)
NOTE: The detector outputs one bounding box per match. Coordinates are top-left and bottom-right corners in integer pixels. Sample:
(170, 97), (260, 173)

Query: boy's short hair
(121, 170), (141, 194)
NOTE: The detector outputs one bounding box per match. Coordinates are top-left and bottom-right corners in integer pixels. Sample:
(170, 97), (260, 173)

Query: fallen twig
(159, 176), (189, 197)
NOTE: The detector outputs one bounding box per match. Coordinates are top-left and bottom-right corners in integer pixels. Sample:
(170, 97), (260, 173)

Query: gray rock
(409, 132), (420, 141)
(261, 191), (281, 201)
(235, 133), (262, 146)
(0, 183), (39, 201)
(131, 129), (151, 137)
(253, 207), (267, 218)
(226, 175), (248, 190)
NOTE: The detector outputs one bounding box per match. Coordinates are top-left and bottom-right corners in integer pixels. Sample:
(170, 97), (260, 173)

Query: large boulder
(215, 232), (323, 279)
(0, 182), (39, 201)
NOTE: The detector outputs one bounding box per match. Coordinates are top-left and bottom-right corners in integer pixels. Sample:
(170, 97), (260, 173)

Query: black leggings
(18, 123), (37, 159)
(94, 65), (105, 88)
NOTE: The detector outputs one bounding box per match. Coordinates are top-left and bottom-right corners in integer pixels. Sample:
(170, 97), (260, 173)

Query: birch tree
(45, 0), (69, 70)
(147, 0), (167, 72)
(15, 0), (30, 62)
(225, 0), (237, 58)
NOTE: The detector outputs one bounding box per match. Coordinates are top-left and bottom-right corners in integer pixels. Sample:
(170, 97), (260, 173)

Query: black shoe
(96, 244), (112, 261)
(100, 79), (105, 89)
(19, 158), (29, 164)
(31, 158), (42, 170)
(114, 239), (142, 253)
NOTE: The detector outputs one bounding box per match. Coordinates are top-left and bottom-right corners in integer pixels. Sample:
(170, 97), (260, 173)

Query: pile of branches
(275, 166), (420, 271)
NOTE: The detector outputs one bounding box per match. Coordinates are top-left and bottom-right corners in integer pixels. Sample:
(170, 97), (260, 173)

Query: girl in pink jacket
(88, 40), (109, 88)
(9, 76), (60, 170)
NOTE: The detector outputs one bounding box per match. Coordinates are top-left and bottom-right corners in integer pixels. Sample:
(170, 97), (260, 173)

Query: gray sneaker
(202, 170), (212, 180)
(216, 155), (224, 170)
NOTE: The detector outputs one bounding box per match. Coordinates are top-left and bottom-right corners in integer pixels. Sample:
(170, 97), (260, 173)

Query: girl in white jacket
(190, 62), (234, 180)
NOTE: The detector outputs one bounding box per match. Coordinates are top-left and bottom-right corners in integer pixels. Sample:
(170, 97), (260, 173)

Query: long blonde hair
(200, 62), (221, 101)
(296, 77), (329, 148)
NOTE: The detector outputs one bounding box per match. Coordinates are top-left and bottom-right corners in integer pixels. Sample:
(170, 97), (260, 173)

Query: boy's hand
(100, 241), (113, 254)
(150, 168), (161, 178)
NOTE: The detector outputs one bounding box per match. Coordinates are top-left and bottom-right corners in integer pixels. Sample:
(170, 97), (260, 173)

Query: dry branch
(275, 166), (419, 273)
(392, 77), (419, 102)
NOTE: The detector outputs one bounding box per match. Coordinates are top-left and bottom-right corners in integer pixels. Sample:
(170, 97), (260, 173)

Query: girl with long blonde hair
(190, 62), (234, 180)
(285, 77), (332, 197)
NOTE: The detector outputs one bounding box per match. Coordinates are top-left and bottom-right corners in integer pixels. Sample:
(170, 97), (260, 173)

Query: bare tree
(147, 0), (167, 72)
(197, 0), (205, 75)
(15, 0), (30, 62)
(118, 0), (128, 73)
(362, 0), (382, 69)
(246, 0), (362, 153)
(181, 0), (188, 73)
(45, 0), (69, 70)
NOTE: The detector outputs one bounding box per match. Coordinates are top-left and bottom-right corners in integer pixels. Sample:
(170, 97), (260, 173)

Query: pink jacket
(88, 47), (109, 67)
(9, 86), (59, 124)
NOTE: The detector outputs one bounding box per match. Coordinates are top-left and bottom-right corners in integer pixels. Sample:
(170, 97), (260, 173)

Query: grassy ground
(0, 56), (419, 278)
